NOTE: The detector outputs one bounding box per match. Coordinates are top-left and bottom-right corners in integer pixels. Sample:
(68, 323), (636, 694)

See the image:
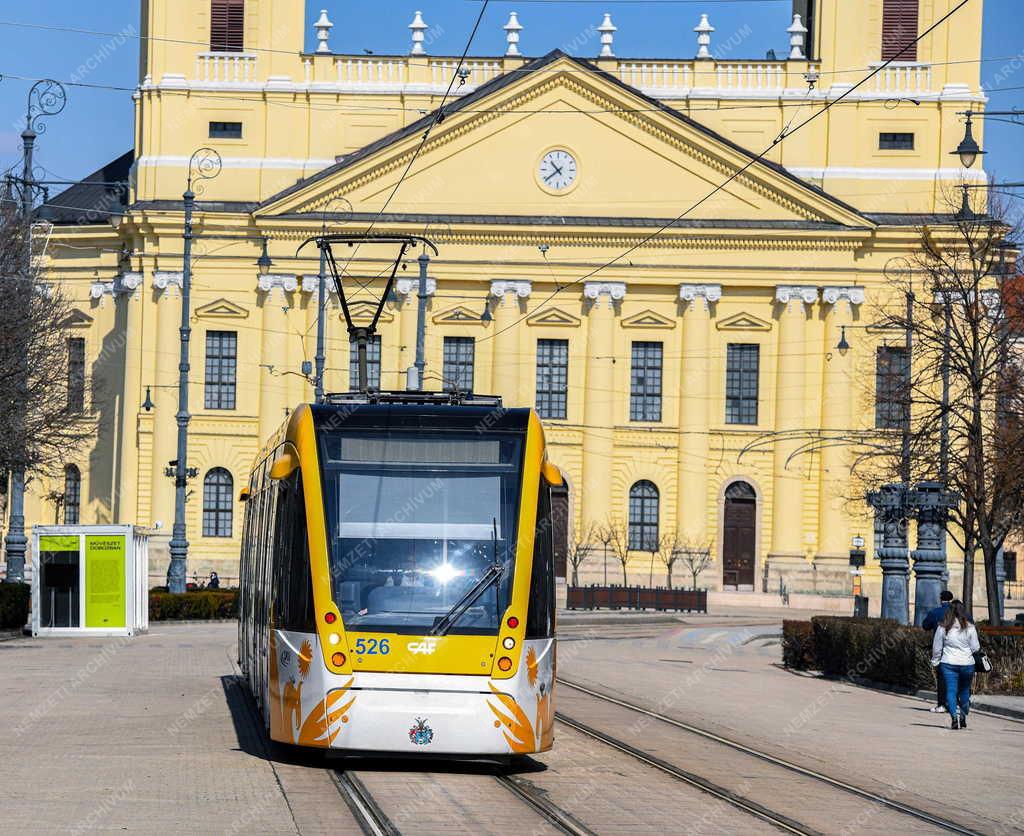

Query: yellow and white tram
(238, 393), (560, 756)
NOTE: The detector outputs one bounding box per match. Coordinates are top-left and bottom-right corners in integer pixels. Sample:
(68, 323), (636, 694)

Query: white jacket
(931, 621), (981, 667)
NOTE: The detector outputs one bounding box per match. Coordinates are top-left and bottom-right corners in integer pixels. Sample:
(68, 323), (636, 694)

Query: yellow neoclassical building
(27, 0), (990, 595)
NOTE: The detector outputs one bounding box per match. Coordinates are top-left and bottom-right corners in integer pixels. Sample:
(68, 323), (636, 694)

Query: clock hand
(543, 169), (559, 183)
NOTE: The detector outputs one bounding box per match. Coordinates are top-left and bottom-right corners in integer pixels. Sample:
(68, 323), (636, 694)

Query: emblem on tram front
(408, 717), (434, 745)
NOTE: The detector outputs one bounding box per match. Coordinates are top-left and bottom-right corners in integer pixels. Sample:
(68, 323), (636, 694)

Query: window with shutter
(210, 0), (245, 52)
(881, 0), (919, 61)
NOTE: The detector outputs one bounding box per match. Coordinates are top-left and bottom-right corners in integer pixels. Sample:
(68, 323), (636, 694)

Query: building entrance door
(723, 481), (756, 590)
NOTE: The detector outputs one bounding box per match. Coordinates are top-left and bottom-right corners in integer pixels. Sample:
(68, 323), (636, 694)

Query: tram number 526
(353, 638), (390, 655)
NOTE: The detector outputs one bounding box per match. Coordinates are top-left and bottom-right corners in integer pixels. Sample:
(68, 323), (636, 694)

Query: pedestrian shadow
(908, 722), (953, 730)
(219, 674), (547, 776)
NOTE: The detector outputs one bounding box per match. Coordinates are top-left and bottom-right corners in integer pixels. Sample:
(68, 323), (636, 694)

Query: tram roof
(311, 393), (531, 433)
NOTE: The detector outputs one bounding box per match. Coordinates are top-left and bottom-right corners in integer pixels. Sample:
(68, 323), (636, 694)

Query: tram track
(331, 771), (400, 836)
(557, 677), (986, 836)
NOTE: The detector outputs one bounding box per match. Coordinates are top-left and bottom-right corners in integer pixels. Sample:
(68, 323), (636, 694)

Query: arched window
(63, 465), (81, 525)
(203, 468), (234, 538)
(628, 480), (659, 551)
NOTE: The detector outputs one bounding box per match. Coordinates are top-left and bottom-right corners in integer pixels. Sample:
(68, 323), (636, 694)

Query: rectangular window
(630, 342), (663, 422)
(204, 331), (237, 410)
(209, 121), (243, 139)
(67, 337), (85, 414)
(879, 132), (915, 150)
(881, 0), (919, 61)
(725, 343), (760, 425)
(536, 339), (568, 420)
(349, 335), (382, 391)
(210, 0), (245, 52)
(875, 346), (910, 429)
(442, 337), (475, 394)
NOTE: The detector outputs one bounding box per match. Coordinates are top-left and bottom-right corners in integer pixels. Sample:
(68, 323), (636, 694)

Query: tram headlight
(328, 633), (341, 646)
(502, 637), (515, 650)
(497, 656), (513, 672)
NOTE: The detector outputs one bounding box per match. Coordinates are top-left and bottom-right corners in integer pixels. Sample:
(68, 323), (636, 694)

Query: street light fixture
(257, 237), (273, 276)
(836, 325), (850, 353)
(952, 111), (985, 169)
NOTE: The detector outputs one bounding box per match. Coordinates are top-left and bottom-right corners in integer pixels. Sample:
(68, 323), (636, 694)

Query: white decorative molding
(409, 11), (429, 56)
(694, 14), (714, 60)
(301, 274), (320, 293)
(119, 272), (144, 293)
(598, 14), (617, 58)
(90, 272), (143, 304)
(789, 165), (989, 182)
(679, 283), (723, 309)
(822, 286), (866, 306)
(503, 12), (523, 57)
(395, 277), (437, 296)
(314, 9), (334, 54)
(153, 271), (184, 297)
(490, 279), (532, 300)
(787, 14), (808, 60)
(584, 281), (627, 304)
(775, 285), (819, 307)
(258, 274), (299, 298)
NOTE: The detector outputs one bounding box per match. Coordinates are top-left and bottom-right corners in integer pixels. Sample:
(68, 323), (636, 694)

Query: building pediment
(257, 51), (870, 230)
(62, 308), (94, 328)
(526, 307), (581, 327)
(432, 305), (483, 325)
(195, 298), (249, 319)
(343, 299), (395, 324)
(621, 309), (676, 329)
(716, 312), (772, 332)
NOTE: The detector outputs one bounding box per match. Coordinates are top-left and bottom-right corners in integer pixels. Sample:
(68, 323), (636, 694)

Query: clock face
(538, 149), (578, 191)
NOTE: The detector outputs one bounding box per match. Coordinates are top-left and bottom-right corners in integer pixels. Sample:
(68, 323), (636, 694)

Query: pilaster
(490, 280), (530, 405)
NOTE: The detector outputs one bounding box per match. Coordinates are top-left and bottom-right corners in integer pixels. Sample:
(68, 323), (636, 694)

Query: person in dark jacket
(922, 590), (955, 712)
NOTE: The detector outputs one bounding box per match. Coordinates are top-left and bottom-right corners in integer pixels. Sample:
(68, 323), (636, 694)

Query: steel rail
(494, 773), (597, 836)
(559, 678), (984, 836)
(331, 771), (400, 836)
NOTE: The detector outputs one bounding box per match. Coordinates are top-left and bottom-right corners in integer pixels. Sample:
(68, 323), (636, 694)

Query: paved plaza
(1, 613), (1021, 834)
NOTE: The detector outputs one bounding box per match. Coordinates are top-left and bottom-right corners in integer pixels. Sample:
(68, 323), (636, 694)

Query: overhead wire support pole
(415, 250), (430, 391)
(315, 243), (327, 403)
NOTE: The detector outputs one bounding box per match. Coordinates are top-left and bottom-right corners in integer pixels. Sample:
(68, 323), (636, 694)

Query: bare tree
(855, 194), (1023, 624)
(676, 538), (714, 590)
(0, 204), (91, 483)
(605, 516), (631, 587)
(567, 520), (601, 587)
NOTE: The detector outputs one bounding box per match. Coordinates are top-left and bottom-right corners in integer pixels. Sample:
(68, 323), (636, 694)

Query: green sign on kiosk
(85, 535), (127, 628)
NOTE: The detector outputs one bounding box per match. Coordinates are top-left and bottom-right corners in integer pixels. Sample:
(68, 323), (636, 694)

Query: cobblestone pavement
(2, 620), (1021, 834)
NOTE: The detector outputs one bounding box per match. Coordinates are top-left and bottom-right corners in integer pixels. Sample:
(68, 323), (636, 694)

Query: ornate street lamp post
(3, 79), (66, 584)
(166, 148), (222, 593)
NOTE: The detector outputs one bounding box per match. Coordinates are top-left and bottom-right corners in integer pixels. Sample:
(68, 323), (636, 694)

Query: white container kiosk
(31, 525), (149, 636)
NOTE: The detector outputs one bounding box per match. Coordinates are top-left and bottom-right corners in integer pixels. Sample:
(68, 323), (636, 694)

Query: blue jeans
(939, 663), (974, 720)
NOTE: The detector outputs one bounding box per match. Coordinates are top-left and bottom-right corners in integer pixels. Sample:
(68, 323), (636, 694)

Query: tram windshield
(318, 430), (523, 634)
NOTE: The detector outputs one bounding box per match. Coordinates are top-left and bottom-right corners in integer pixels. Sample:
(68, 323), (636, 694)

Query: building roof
(40, 151), (133, 226)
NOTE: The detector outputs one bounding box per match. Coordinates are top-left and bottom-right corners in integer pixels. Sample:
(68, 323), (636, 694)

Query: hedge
(149, 590), (239, 621)
(782, 616), (1024, 696)
(0, 582), (30, 629)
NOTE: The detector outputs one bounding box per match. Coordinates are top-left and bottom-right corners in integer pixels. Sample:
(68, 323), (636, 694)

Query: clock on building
(537, 149), (578, 192)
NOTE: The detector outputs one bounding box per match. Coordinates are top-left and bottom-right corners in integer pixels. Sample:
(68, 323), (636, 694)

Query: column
(396, 276), (436, 390)
(910, 482), (956, 626)
(489, 280), (531, 406)
(258, 275), (296, 440)
(815, 287), (864, 584)
(150, 271), (183, 529)
(769, 286), (818, 585)
(581, 282), (625, 528)
(301, 275), (320, 401)
(868, 483), (910, 624)
(677, 284), (721, 543)
(116, 271), (145, 523)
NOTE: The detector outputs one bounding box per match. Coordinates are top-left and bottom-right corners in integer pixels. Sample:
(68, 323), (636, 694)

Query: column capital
(301, 274), (319, 293)
(679, 283), (722, 309)
(257, 274), (298, 297)
(153, 271), (183, 297)
(583, 281), (626, 304)
(775, 285), (818, 307)
(91, 271), (144, 303)
(397, 277), (437, 296)
(822, 286), (865, 306)
(489, 279), (531, 299)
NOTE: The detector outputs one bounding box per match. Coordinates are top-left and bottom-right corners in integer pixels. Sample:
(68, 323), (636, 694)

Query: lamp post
(3, 79), (67, 585)
(166, 148), (222, 594)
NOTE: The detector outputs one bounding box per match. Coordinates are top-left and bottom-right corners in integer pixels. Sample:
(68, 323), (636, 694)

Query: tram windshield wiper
(429, 519), (504, 637)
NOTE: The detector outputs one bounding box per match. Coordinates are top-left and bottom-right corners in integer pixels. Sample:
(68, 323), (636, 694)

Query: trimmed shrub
(149, 590), (238, 621)
(0, 582), (30, 629)
(782, 620), (815, 670)
(796, 616), (1024, 696)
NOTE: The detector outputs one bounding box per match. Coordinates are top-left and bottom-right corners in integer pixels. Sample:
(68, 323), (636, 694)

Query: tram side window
(526, 483), (556, 639)
(272, 469), (314, 631)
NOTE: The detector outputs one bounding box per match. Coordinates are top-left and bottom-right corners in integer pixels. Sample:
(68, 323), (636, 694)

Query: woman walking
(930, 600), (981, 730)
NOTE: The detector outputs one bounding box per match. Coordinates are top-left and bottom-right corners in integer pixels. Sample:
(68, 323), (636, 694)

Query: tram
(238, 393), (560, 756)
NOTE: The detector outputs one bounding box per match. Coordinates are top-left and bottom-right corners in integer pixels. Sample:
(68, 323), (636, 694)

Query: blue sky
(0, 1), (1021, 194)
